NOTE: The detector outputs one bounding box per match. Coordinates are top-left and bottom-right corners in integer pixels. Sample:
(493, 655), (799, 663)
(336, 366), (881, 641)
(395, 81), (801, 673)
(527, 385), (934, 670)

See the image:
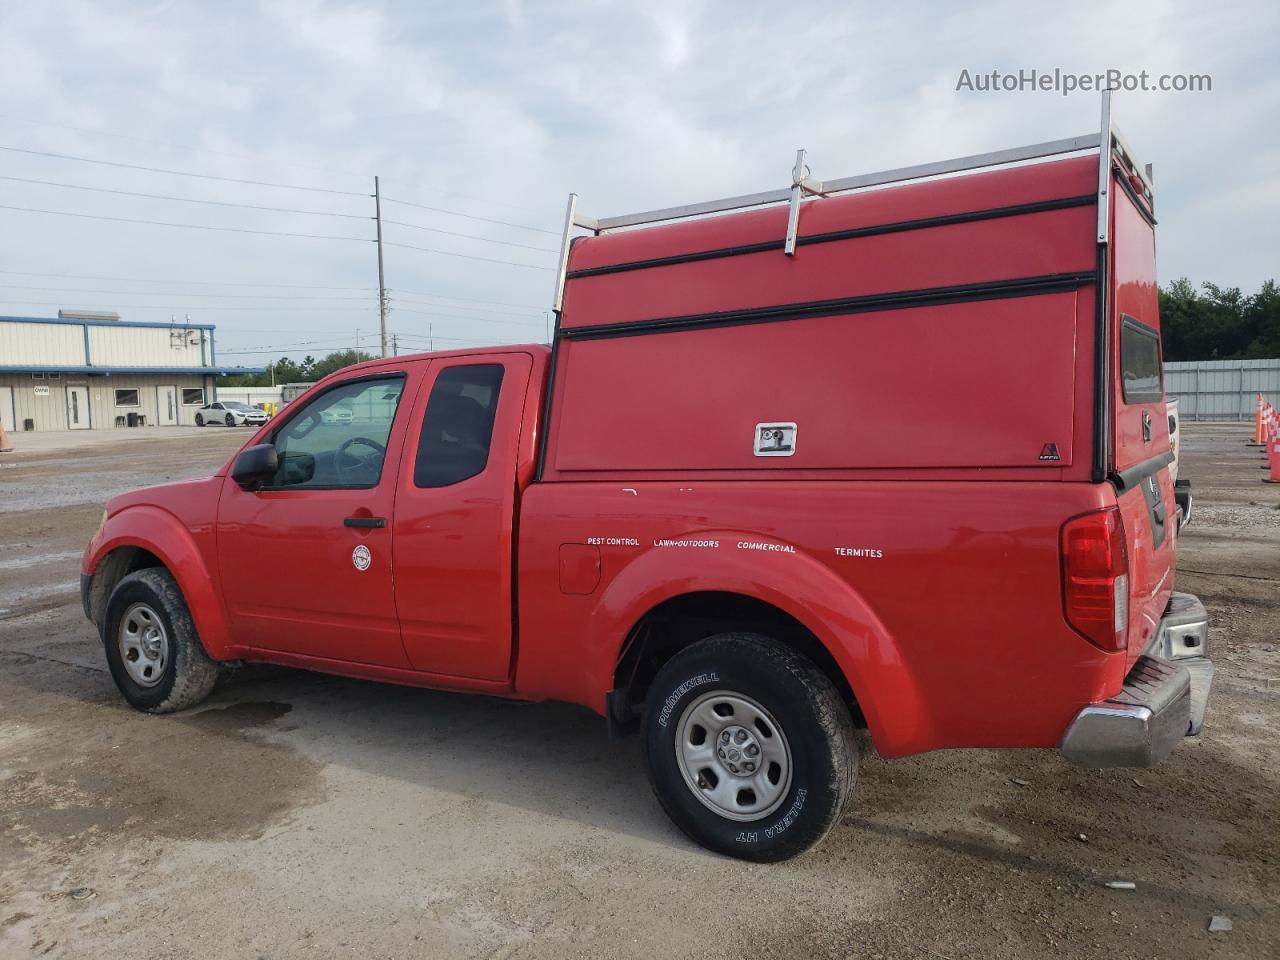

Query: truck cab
(82, 97), (1212, 862)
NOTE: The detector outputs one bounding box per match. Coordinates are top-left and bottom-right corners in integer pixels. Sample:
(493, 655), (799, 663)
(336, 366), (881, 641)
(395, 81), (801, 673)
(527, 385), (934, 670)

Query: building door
(0, 386), (14, 433)
(158, 385), (179, 425)
(66, 385), (90, 429)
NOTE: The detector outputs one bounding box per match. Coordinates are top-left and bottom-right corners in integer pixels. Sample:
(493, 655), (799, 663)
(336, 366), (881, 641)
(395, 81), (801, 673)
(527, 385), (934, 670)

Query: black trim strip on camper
(558, 271), (1097, 342)
(1114, 173), (1157, 227)
(1110, 449), (1175, 492)
(1091, 243), (1110, 483)
(565, 195), (1097, 280)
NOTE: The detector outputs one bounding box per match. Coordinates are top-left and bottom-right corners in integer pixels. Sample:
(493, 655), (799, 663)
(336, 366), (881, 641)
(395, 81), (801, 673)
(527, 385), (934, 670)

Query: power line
(0, 284), (376, 302)
(0, 144), (369, 196)
(0, 299), (378, 313)
(393, 332), (517, 346)
(0, 113), (366, 180)
(382, 195), (557, 235)
(0, 203), (373, 242)
(391, 306), (542, 329)
(391, 294), (544, 318)
(390, 288), (544, 311)
(383, 239), (553, 270)
(0, 268), (374, 291)
(382, 218), (557, 253)
(0, 174), (371, 219)
(220, 339), (377, 355)
(223, 332), (513, 354)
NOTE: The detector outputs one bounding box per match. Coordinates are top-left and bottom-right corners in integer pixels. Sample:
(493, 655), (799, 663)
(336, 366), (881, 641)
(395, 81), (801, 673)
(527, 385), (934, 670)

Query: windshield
(224, 402), (255, 411)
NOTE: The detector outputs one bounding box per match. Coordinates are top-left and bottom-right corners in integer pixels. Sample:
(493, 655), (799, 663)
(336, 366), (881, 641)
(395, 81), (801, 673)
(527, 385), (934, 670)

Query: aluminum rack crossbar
(551, 91), (1149, 313)
(588, 133), (1101, 234)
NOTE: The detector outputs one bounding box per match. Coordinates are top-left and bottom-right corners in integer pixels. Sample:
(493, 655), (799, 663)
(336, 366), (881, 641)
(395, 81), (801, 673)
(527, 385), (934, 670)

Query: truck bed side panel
(514, 480), (1123, 758)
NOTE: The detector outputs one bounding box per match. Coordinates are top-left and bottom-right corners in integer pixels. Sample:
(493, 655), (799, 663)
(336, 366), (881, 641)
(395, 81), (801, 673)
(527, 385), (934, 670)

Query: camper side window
(1120, 317), (1163, 404)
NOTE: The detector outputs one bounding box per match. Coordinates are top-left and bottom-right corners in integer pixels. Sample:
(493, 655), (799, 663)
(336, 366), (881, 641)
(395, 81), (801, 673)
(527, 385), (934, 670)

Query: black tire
(102, 568), (219, 713)
(642, 633), (857, 862)
(225, 413), (235, 427)
(195, 414), (204, 427)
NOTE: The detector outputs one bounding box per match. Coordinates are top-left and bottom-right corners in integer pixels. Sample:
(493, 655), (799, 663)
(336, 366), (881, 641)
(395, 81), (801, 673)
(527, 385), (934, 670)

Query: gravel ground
(0, 424), (1276, 959)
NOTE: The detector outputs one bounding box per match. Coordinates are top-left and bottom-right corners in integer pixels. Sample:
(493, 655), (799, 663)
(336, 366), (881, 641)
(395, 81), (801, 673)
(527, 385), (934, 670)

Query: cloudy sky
(1, 0), (1275, 367)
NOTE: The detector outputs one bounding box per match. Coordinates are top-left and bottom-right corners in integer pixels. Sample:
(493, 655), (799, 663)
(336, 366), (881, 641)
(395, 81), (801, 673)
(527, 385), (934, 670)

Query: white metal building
(0, 312), (262, 433)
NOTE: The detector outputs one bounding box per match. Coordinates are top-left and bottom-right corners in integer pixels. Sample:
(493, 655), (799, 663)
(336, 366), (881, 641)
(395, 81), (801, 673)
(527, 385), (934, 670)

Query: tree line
(1160, 279), (1279, 361)
(220, 279), (1278, 387)
(221, 349), (374, 387)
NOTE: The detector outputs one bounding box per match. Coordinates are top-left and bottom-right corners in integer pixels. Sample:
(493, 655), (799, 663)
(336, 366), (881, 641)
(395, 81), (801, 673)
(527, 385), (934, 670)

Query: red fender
(84, 503), (238, 661)
(523, 531), (934, 758)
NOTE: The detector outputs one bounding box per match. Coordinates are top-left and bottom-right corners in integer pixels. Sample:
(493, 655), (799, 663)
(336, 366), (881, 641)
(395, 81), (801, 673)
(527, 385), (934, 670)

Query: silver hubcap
(675, 690), (793, 821)
(118, 602), (168, 687)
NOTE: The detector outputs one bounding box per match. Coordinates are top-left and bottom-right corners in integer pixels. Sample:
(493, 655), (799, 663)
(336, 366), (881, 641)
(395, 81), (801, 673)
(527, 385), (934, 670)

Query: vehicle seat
(414, 394), (493, 486)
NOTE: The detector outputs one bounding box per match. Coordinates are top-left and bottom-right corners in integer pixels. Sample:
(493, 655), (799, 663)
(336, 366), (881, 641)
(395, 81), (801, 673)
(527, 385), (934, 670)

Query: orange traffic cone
(1265, 432), (1280, 484)
(1249, 393), (1265, 446)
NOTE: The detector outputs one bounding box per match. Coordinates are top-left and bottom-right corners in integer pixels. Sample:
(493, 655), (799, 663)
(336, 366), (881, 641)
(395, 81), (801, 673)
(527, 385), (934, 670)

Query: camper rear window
(1121, 317), (1163, 404)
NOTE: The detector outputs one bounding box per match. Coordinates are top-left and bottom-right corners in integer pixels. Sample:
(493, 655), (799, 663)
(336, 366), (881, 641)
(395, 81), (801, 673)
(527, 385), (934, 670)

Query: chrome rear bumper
(1060, 592), (1213, 768)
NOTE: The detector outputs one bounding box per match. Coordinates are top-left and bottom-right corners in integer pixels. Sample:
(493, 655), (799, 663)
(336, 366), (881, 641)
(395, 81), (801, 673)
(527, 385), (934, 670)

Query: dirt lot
(1, 424), (1276, 959)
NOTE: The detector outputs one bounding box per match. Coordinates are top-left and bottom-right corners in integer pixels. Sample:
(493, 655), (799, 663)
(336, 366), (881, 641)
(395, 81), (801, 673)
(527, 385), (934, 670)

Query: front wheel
(642, 634), (857, 862)
(102, 568), (219, 713)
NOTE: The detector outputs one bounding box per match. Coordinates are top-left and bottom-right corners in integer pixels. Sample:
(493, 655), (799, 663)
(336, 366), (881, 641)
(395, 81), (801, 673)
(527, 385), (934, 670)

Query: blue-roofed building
(0, 312), (264, 432)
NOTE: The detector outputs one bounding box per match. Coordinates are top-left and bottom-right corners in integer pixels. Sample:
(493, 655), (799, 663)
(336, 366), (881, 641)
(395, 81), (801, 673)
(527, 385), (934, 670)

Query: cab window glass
(1121, 317), (1163, 404)
(266, 376), (405, 489)
(414, 364), (505, 488)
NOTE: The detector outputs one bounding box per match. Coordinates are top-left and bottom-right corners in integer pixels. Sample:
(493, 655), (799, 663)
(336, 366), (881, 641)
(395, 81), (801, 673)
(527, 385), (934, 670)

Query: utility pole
(374, 175), (389, 358)
(392, 333), (399, 357)
(429, 322), (433, 351)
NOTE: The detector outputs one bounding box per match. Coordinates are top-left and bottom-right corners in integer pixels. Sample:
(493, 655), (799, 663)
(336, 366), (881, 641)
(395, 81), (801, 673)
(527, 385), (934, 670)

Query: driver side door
(216, 368), (421, 667)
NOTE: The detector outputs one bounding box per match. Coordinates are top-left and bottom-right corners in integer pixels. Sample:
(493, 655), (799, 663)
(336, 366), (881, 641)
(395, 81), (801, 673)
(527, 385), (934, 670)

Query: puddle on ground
(0, 698), (323, 853)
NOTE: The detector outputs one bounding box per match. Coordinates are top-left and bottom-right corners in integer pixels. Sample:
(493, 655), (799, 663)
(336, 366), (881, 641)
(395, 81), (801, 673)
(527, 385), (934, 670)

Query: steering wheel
(335, 436), (387, 483)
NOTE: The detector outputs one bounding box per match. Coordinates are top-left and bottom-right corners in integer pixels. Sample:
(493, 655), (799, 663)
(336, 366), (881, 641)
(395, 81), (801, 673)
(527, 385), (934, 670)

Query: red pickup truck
(82, 107), (1212, 861)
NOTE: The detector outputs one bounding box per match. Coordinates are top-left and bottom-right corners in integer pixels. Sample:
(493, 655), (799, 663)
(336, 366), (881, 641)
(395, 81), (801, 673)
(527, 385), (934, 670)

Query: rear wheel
(195, 414), (204, 426)
(225, 413), (235, 427)
(642, 633), (857, 862)
(102, 568), (219, 713)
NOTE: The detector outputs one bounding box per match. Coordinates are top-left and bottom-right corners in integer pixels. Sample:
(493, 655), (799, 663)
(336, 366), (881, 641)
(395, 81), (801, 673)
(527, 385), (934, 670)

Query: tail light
(1061, 508), (1129, 652)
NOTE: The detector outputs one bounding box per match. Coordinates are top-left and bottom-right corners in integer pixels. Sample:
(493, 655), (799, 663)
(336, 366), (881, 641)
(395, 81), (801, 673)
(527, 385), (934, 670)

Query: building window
(48, 372), (62, 380)
(114, 388), (140, 407)
(182, 388), (205, 406)
(31, 372), (45, 380)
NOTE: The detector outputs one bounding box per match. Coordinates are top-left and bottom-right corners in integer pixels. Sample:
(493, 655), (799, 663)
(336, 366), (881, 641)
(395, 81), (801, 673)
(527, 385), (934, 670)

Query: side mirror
(231, 444), (278, 490)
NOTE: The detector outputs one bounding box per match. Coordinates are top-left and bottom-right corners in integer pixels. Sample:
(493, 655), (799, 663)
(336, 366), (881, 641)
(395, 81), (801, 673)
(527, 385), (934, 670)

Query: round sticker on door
(352, 545), (372, 572)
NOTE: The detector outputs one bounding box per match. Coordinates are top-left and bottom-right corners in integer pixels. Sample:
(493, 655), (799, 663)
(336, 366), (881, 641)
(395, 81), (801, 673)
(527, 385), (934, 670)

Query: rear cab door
(1110, 180), (1176, 662)
(391, 351), (537, 681)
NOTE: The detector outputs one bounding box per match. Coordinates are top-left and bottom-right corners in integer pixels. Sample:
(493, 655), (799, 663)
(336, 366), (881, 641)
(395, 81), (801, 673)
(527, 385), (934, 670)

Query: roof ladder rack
(552, 92), (1151, 313)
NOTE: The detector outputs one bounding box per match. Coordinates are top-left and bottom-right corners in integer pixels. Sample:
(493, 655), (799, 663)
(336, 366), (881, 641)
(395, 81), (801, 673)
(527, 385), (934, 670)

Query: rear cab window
(1120, 316), (1163, 404)
(413, 364), (505, 487)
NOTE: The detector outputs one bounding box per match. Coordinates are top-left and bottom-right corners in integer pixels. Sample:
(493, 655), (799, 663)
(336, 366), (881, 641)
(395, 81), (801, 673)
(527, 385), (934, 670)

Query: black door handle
(344, 516), (386, 528)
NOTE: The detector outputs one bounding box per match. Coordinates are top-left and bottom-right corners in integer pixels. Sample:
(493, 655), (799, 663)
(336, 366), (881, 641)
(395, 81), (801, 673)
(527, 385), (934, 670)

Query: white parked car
(195, 401), (270, 428)
(319, 404), (354, 424)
